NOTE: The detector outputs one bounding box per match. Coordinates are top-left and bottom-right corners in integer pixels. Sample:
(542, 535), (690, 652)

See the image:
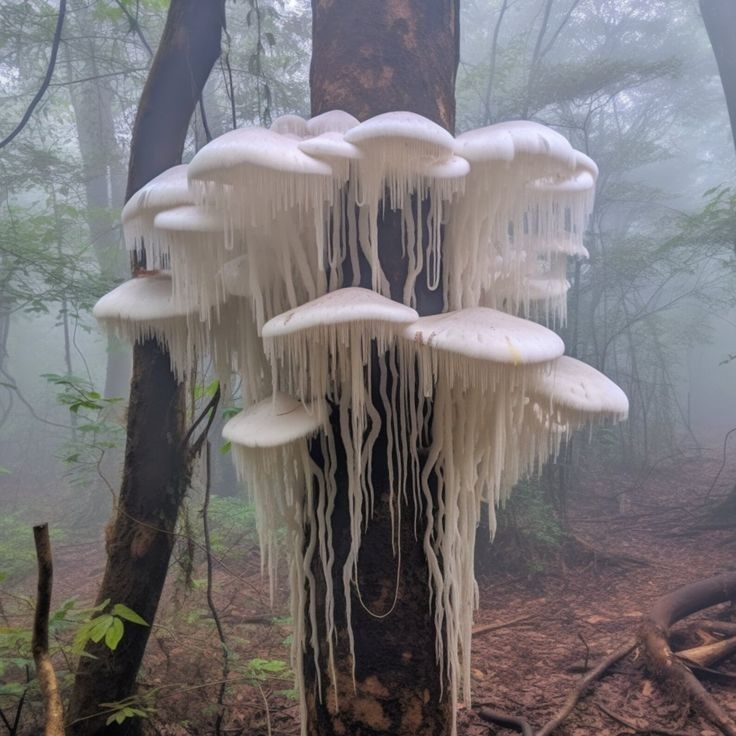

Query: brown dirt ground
(8, 447), (736, 735)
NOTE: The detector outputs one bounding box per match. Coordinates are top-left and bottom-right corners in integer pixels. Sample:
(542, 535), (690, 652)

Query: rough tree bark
(700, 0), (736, 154)
(305, 2), (460, 734)
(67, 3), (224, 734)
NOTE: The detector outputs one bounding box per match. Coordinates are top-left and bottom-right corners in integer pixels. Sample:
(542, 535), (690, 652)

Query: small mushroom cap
(298, 132), (363, 161)
(344, 111), (455, 154)
(153, 205), (224, 234)
(270, 114), (309, 138)
(262, 287), (419, 338)
(574, 151), (599, 179)
(529, 170), (595, 193)
(92, 274), (188, 322)
(307, 110), (360, 136)
(531, 355), (629, 418)
(403, 307), (565, 365)
(121, 165), (191, 226)
(188, 127), (333, 184)
(222, 392), (326, 448)
(419, 154), (471, 180)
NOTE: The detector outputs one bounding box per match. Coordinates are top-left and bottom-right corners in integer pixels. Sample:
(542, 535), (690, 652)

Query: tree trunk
(305, 2), (459, 734)
(67, 2), (224, 734)
(700, 0), (736, 153)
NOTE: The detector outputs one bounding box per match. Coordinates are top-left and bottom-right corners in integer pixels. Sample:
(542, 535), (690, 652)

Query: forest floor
(5, 445), (736, 735)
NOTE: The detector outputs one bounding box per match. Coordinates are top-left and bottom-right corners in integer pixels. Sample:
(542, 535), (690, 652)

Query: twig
(596, 701), (690, 736)
(0, 689), (27, 735)
(0, 0), (67, 149)
(472, 613), (536, 637)
(31, 524), (64, 736)
(202, 442), (229, 736)
(477, 706), (534, 736)
(535, 638), (636, 736)
(703, 426), (736, 501)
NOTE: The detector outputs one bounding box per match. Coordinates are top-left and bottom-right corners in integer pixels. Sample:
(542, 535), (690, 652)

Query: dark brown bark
(306, 2), (459, 734)
(32, 524), (65, 736)
(639, 572), (736, 736)
(700, 0), (736, 154)
(67, 2), (224, 734)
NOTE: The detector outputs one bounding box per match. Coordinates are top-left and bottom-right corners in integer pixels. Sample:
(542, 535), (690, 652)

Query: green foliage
(73, 601), (149, 655)
(44, 373), (124, 487)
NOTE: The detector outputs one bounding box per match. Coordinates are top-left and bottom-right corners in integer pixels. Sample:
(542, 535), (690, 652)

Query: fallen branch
(477, 707), (534, 736)
(639, 572), (736, 736)
(31, 524), (64, 736)
(472, 613), (535, 637)
(535, 638), (636, 736)
(701, 620), (736, 637)
(676, 635), (736, 669)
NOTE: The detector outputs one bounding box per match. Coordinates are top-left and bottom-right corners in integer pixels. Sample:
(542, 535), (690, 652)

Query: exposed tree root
(639, 572), (736, 736)
(472, 614), (536, 637)
(595, 701), (691, 736)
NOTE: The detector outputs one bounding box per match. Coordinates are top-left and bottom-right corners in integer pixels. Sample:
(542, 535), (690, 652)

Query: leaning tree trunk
(305, 2), (459, 734)
(700, 0), (736, 154)
(67, 3), (224, 734)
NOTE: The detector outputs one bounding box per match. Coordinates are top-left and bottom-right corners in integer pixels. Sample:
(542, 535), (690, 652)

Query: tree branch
(0, 0), (67, 149)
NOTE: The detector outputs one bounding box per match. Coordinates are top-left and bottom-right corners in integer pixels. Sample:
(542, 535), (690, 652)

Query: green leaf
(111, 604), (148, 627)
(105, 618), (124, 651)
(89, 615), (113, 643)
(219, 441), (232, 455)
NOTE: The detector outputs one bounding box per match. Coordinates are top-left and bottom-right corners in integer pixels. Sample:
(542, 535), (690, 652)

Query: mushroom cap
(188, 127), (333, 184)
(574, 151), (599, 179)
(222, 392), (325, 448)
(92, 274), (188, 322)
(531, 355), (629, 418)
(298, 132), (363, 161)
(419, 154), (471, 180)
(153, 205), (224, 234)
(121, 165), (191, 226)
(344, 111), (455, 154)
(307, 110), (360, 136)
(262, 287), (419, 338)
(270, 114), (309, 138)
(403, 307), (565, 365)
(454, 126), (515, 163)
(456, 121), (575, 171)
(529, 170), (595, 193)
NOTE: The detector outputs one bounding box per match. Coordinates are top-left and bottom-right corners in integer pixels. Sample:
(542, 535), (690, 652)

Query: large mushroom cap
(403, 307), (565, 365)
(262, 287), (419, 338)
(92, 274), (188, 322)
(298, 132), (363, 161)
(222, 392), (325, 448)
(270, 114), (309, 138)
(454, 126), (515, 163)
(121, 165), (191, 226)
(188, 127), (333, 185)
(307, 110), (360, 136)
(153, 205), (224, 234)
(344, 111), (455, 154)
(531, 355), (629, 419)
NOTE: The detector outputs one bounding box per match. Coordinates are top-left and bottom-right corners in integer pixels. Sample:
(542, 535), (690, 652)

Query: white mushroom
(92, 274), (205, 380)
(121, 164), (191, 265)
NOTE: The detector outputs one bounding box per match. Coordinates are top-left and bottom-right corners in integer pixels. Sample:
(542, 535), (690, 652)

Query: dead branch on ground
(32, 524), (64, 736)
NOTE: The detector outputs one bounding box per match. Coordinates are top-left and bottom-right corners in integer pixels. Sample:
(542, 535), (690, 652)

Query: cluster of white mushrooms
(93, 109), (627, 734)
